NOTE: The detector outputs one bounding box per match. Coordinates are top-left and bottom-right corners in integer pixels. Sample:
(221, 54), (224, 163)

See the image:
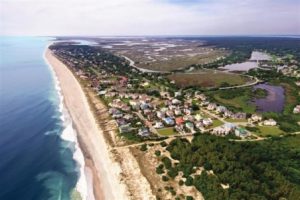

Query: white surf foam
(43, 45), (94, 200)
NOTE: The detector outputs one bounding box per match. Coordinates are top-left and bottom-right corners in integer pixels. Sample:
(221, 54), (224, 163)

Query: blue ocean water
(0, 37), (79, 200)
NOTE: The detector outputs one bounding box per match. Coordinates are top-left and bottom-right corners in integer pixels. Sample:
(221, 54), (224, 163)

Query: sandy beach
(45, 49), (129, 200)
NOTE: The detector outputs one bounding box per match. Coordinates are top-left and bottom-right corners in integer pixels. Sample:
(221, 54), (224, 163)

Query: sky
(0, 0), (300, 36)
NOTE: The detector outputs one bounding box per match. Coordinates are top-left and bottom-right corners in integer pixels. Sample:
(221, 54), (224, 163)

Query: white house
(263, 119), (277, 126)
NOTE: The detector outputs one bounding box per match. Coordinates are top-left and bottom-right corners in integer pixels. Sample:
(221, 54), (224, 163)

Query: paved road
(134, 111), (159, 135)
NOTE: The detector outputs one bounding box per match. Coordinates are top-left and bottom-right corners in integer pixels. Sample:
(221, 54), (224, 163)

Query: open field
(157, 127), (177, 136)
(211, 119), (224, 128)
(136, 50), (227, 71)
(89, 38), (228, 72)
(255, 126), (285, 137)
(226, 118), (248, 123)
(168, 69), (252, 88)
(212, 92), (256, 113)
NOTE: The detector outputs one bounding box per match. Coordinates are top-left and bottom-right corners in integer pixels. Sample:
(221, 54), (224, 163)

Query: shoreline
(44, 48), (92, 200)
(45, 48), (129, 200)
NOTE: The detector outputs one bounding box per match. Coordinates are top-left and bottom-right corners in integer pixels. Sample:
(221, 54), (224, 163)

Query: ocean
(0, 37), (85, 200)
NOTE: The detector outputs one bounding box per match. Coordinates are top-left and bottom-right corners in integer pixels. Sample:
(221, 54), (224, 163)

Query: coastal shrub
(167, 167), (178, 179)
(162, 175), (169, 182)
(164, 134), (300, 200)
(140, 144), (148, 151)
(185, 176), (194, 186)
(160, 141), (167, 147)
(170, 189), (176, 196)
(179, 180), (184, 186)
(161, 157), (172, 169)
(186, 196), (194, 200)
(156, 164), (164, 174)
(155, 150), (161, 157)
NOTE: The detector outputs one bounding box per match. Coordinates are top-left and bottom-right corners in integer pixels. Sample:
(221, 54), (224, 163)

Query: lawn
(226, 118), (248, 123)
(167, 69), (251, 89)
(157, 127), (177, 136)
(210, 120), (224, 129)
(255, 126), (285, 137)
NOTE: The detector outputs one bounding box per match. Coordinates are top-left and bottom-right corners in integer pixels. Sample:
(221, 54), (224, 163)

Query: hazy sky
(1, 0), (300, 36)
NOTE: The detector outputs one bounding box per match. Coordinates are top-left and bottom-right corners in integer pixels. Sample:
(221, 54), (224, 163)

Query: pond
(220, 51), (271, 72)
(252, 83), (285, 113)
(221, 61), (258, 72)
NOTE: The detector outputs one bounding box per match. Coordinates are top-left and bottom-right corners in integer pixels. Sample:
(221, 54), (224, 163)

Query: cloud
(0, 0), (299, 36)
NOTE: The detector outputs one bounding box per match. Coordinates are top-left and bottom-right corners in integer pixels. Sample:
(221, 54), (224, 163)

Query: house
(223, 110), (233, 118)
(195, 93), (207, 101)
(166, 110), (175, 117)
(172, 99), (181, 105)
(129, 100), (140, 110)
(119, 76), (128, 86)
(183, 108), (192, 115)
(156, 111), (165, 119)
(163, 117), (175, 126)
(175, 125), (184, 133)
(212, 123), (235, 136)
(207, 103), (217, 111)
(141, 81), (150, 87)
(160, 91), (170, 99)
(293, 105), (300, 114)
(194, 114), (203, 121)
(98, 90), (107, 95)
(175, 117), (185, 125)
(138, 127), (150, 137)
(140, 103), (150, 110)
(123, 114), (133, 121)
(250, 114), (262, 122)
(202, 118), (213, 127)
(235, 127), (248, 137)
(117, 117), (128, 125)
(195, 122), (204, 130)
(174, 108), (182, 116)
(263, 119), (277, 126)
(200, 101), (210, 106)
(119, 124), (132, 133)
(185, 122), (195, 132)
(154, 121), (164, 129)
(212, 126), (230, 136)
(183, 115), (193, 122)
(233, 112), (247, 119)
(216, 106), (227, 113)
(174, 91), (182, 97)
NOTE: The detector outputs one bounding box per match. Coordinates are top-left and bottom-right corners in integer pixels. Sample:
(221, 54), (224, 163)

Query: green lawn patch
(255, 126), (285, 137)
(157, 127), (177, 136)
(226, 118), (248, 123)
(210, 120), (224, 129)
